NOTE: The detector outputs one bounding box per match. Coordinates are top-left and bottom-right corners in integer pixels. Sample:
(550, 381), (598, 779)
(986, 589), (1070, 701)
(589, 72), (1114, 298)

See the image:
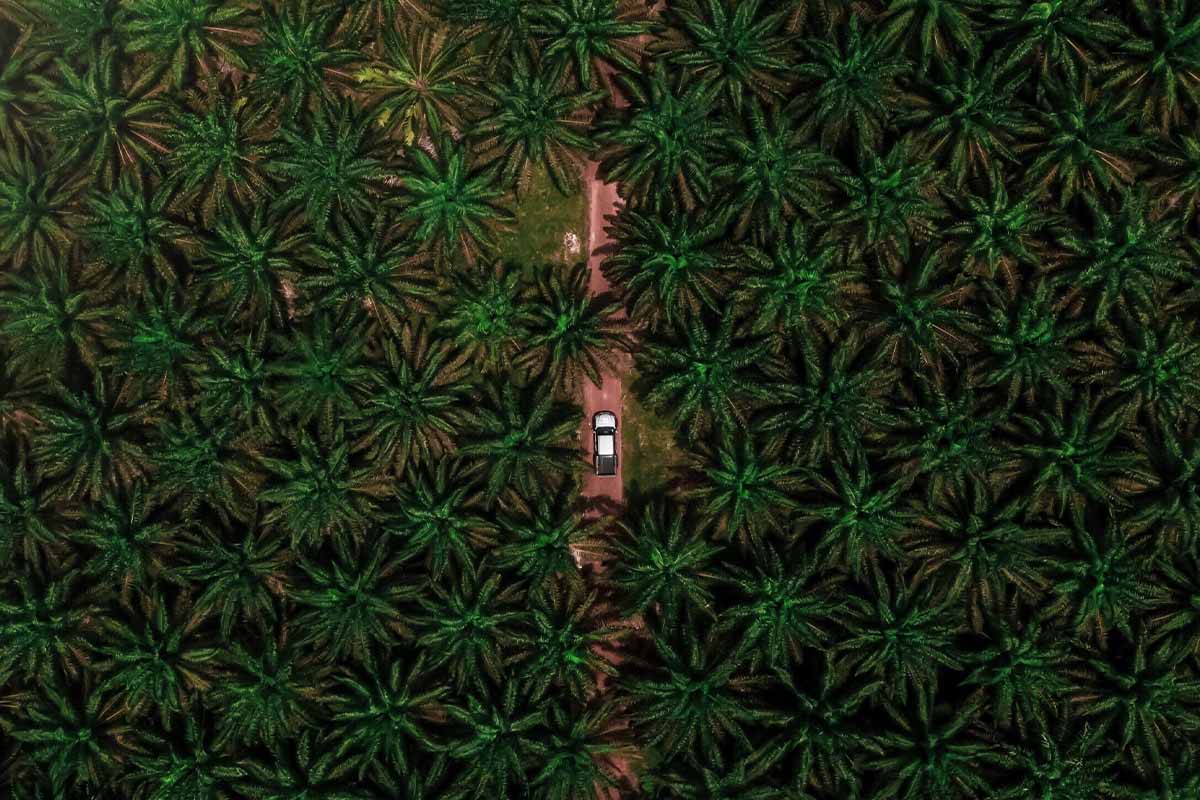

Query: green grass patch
(495, 167), (586, 269)
(621, 370), (688, 495)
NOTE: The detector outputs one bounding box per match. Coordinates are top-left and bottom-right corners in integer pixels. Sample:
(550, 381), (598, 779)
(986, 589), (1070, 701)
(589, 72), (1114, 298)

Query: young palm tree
(793, 17), (911, 157)
(116, 0), (250, 89)
(515, 261), (629, 395)
(536, 0), (653, 91)
(635, 311), (775, 443)
(600, 206), (731, 331)
(659, 0), (795, 112)
(594, 62), (725, 211)
(393, 137), (513, 265)
(357, 22), (482, 144)
(459, 382), (581, 505)
(473, 58), (604, 195)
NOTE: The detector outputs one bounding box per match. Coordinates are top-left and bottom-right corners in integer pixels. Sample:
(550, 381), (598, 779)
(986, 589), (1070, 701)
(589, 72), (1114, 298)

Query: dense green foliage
(2, 0), (1200, 798)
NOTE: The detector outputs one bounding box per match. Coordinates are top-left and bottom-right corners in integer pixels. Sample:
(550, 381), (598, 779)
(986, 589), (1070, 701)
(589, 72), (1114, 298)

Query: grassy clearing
(621, 368), (687, 495)
(495, 167), (587, 269)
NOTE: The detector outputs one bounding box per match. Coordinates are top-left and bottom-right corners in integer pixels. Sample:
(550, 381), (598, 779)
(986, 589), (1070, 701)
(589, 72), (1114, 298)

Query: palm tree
(244, 0), (358, 116)
(0, 567), (100, 685)
(116, 0), (250, 89)
(31, 52), (168, 188)
(594, 62), (725, 211)
(625, 626), (772, 767)
(1052, 189), (1187, 324)
(1019, 77), (1142, 207)
(438, 0), (537, 70)
(901, 58), (1031, 189)
(473, 58), (604, 195)
(830, 138), (944, 262)
(356, 323), (473, 477)
(30, 374), (155, 501)
(0, 446), (60, 566)
(68, 486), (177, 598)
(515, 261), (629, 395)
(1150, 134), (1200, 233)
(536, 0), (653, 91)
(327, 653), (445, 783)
(0, 30), (51, 146)
(712, 101), (842, 242)
(985, 0), (1127, 89)
(1103, 0), (1200, 133)
(793, 17), (911, 158)
(12, 0), (119, 65)
(531, 700), (635, 800)
(387, 456), (495, 581)
(715, 543), (844, 669)
(962, 603), (1075, 734)
(268, 313), (373, 432)
(600, 206), (731, 331)
(940, 167), (1054, 281)
(879, 0), (981, 73)
(127, 712), (250, 800)
(267, 99), (388, 237)
(300, 212), (437, 336)
(441, 678), (544, 799)
(291, 542), (418, 667)
(459, 382), (581, 505)
(0, 257), (114, 374)
(730, 221), (850, 341)
(869, 694), (998, 799)
(162, 78), (274, 224)
(0, 143), (79, 270)
(436, 260), (534, 375)
(835, 569), (964, 703)
(152, 412), (262, 522)
(493, 483), (609, 585)
(258, 426), (389, 548)
(357, 22), (482, 144)
(659, 0), (795, 112)
(193, 204), (307, 325)
(683, 431), (803, 547)
(393, 137), (513, 264)
(634, 311), (775, 443)
(193, 326), (277, 432)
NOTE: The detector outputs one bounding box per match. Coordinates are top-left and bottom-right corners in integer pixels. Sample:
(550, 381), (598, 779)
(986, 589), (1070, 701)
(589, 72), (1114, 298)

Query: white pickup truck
(592, 410), (618, 476)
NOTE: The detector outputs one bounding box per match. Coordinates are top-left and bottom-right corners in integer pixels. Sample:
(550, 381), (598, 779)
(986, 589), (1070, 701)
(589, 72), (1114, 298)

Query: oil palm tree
(459, 382), (581, 505)
(0, 143), (79, 270)
(793, 17), (911, 158)
(473, 58), (604, 195)
(0, 29), (51, 146)
(600, 206), (731, 331)
(0, 567), (100, 685)
(436, 260), (534, 375)
(393, 137), (513, 264)
(268, 312), (372, 432)
(1102, 0), (1200, 133)
(357, 22), (481, 144)
(493, 484), (608, 585)
(940, 167), (1054, 281)
(355, 323), (473, 477)
(635, 311), (776, 443)
(535, 0), (653, 91)
(985, 0), (1127, 89)
(878, 0), (981, 73)
(68, 486), (178, 598)
(515, 261), (629, 395)
(116, 0), (250, 89)
(659, 0), (795, 112)
(594, 62), (725, 211)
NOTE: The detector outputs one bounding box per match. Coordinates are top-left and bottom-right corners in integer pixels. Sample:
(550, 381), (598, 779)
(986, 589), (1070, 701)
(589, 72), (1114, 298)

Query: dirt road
(578, 161), (627, 509)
